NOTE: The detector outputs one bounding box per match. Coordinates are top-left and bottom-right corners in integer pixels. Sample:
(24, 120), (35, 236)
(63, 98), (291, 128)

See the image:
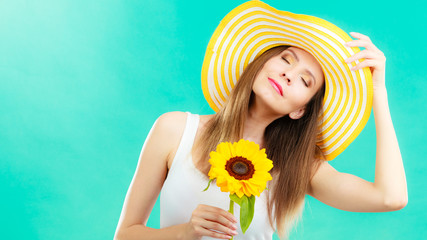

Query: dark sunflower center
(225, 156), (255, 180)
(232, 162), (248, 175)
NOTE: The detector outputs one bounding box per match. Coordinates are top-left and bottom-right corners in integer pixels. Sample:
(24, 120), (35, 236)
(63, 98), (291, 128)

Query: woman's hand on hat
(183, 204), (238, 239)
(344, 32), (386, 89)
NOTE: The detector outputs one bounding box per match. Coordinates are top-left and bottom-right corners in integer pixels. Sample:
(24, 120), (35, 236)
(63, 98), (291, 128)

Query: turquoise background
(1, 0), (426, 239)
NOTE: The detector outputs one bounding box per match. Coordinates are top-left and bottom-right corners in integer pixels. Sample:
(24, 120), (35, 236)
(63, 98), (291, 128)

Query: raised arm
(308, 32), (407, 212)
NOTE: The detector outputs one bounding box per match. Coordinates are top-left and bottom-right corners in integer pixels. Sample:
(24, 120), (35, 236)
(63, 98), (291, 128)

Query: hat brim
(201, 0), (373, 160)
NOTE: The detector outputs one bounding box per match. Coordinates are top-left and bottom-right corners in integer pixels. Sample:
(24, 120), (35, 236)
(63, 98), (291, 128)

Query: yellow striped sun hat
(201, 0), (373, 160)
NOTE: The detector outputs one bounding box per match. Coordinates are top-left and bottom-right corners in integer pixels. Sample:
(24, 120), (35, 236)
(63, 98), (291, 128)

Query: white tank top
(160, 112), (275, 239)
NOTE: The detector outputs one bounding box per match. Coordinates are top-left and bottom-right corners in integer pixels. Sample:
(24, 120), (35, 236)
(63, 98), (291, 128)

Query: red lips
(268, 77), (283, 96)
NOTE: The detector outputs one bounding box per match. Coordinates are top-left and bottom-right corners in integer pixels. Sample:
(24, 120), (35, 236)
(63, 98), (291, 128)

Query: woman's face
(252, 46), (325, 119)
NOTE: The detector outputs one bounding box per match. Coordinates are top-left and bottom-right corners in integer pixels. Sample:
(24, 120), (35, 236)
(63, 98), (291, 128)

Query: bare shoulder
(157, 112), (214, 138)
(153, 111), (189, 168)
(155, 111), (188, 137)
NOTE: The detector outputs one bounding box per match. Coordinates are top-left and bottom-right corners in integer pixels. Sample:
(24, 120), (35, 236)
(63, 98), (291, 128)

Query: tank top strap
(169, 112), (200, 171)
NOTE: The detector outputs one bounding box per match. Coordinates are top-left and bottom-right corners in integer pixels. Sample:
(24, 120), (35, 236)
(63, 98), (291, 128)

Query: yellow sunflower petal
(234, 139), (249, 156)
(242, 183), (255, 197)
(208, 169), (216, 179)
(235, 189), (244, 198)
(229, 141), (238, 157)
(243, 140), (260, 154)
(216, 142), (233, 160)
(231, 180), (242, 193)
(241, 145), (259, 160)
(234, 140), (244, 156)
(247, 178), (264, 188)
(253, 148), (267, 160)
(220, 185), (229, 192)
(216, 175), (227, 186)
(252, 172), (273, 182)
(253, 160), (273, 172)
(243, 180), (260, 197)
(208, 167), (227, 179)
(209, 151), (227, 167)
(209, 139), (274, 197)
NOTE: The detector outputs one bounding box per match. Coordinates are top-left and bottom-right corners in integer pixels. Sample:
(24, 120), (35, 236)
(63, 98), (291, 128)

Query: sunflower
(208, 139), (273, 198)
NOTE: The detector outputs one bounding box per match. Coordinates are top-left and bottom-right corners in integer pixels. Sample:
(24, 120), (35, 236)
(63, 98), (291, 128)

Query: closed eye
(281, 57), (290, 64)
(301, 77), (308, 87)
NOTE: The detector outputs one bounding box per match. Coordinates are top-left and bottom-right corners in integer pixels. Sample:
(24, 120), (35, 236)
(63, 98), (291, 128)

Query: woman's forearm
(372, 85), (408, 209)
(114, 223), (188, 240)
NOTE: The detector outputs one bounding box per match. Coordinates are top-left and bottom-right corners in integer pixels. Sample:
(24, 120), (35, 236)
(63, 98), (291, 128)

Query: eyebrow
(287, 49), (317, 86)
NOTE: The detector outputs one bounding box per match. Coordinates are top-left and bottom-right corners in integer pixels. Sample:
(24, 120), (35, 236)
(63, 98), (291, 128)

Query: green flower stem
(229, 199), (234, 240)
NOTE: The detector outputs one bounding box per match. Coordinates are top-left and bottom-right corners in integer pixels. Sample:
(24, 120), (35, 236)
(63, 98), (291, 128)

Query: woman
(114, 1), (407, 239)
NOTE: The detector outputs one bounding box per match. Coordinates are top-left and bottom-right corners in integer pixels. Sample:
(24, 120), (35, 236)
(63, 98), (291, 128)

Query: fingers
(349, 32), (370, 41)
(345, 39), (381, 53)
(344, 32), (386, 72)
(197, 217), (238, 237)
(196, 212), (237, 233)
(198, 204), (238, 224)
(192, 226), (233, 239)
(344, 49), (376, 64)
(349, 59), (377, 71)
(189, 204), (239, 239)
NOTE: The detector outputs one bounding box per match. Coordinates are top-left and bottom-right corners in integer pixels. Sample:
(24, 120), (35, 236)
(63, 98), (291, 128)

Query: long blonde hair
(194, 45), (325, 238)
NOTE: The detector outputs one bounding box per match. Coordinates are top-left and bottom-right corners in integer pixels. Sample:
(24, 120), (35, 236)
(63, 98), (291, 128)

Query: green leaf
(202, 179), (213, 192)
(229, 194), (256, 234)
(230, 193), (243, 206)
(240, 195), (255, 233)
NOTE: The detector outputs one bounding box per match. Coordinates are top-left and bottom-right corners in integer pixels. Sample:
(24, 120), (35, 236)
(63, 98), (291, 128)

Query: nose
(281, 73), (292, 85)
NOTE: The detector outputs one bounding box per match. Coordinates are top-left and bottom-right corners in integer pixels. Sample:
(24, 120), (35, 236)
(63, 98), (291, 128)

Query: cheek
(292, 89), (312, 107)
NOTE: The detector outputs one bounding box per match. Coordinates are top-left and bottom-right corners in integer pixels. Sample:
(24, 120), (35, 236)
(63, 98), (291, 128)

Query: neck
(243, 98), (284, 147)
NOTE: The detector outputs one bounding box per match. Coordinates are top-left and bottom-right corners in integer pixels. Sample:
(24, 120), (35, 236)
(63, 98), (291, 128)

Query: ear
(289, 107), (305, 120)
